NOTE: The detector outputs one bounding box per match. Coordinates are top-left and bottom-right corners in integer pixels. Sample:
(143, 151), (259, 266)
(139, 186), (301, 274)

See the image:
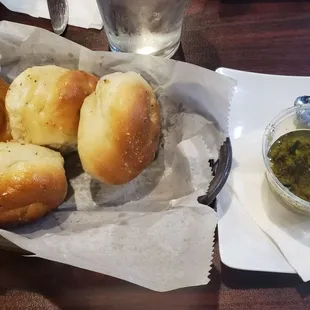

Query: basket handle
(198, 138), (232, 206)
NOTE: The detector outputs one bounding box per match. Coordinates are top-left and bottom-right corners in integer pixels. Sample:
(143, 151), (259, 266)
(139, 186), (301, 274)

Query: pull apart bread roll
(5, 65), (99, 153)
(0, 78), (12, 142)
(78, 71), (161, 185)
(0, 142), (67, 227)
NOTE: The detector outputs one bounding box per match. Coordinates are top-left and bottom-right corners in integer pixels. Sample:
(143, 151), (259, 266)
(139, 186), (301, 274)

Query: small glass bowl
(262, 105), (310, 215)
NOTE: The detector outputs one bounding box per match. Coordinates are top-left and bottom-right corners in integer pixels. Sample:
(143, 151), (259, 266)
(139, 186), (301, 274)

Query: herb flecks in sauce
(268, 130), (310, 202)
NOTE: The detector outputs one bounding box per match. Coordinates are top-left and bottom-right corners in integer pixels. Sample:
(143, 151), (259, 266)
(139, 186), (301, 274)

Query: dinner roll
(0, 142), (67, 227)
(0, 78), (12, 142)
(78, 71), (160, 185)
(5, 65), (98, 153)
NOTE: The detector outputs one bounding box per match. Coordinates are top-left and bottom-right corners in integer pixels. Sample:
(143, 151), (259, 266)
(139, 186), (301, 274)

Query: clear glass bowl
(262, 105), (310, 215)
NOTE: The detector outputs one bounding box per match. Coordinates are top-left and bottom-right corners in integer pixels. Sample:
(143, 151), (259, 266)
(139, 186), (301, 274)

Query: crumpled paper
(0, 21), (236, 291)
(224, 68), (310, 281)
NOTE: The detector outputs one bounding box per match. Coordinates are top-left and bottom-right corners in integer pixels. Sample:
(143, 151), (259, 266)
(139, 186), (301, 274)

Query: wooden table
(1, 1), (310, 309)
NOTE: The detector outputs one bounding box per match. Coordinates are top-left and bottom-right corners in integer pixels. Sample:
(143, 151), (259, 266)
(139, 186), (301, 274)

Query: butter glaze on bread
(0, 78), (12, 142)
(0, 142), (67, 227)
(5, 65), (98, 153)
(78, 71), (160, 185)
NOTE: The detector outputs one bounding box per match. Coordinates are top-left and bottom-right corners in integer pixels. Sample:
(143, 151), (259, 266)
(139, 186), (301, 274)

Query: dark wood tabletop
(1, 0), (310, 309)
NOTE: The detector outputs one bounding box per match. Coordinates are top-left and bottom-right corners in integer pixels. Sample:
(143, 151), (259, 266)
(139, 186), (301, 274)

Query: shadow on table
(221, 263), (310, 302)
(221, 262), (304, 289)
(0, 250), (222, 310)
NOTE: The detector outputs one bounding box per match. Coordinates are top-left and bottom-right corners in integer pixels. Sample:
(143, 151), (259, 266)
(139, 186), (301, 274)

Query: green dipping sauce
(268, 130), (310, 202)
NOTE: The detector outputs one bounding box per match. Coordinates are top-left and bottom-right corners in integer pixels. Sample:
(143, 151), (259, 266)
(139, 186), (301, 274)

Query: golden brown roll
(78, 71), (160, 185)
(0, 142), (67, 227)
(0, 77), (12, 142)
(5, 65), (98, 153)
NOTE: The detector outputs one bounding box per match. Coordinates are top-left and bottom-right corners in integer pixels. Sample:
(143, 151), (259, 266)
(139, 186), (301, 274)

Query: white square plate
(215, 67), (310, 274)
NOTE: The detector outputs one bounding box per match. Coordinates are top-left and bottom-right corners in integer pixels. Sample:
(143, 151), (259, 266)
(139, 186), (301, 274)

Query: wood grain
(1, 1), (310, 309)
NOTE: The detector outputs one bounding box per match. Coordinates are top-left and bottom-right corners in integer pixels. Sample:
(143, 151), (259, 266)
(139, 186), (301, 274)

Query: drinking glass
(96, 0), (188, 58)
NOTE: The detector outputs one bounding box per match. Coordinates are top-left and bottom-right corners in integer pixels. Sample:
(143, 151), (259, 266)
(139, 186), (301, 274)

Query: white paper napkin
(226, 69), (310, 281)
(0, 0), (103, 29)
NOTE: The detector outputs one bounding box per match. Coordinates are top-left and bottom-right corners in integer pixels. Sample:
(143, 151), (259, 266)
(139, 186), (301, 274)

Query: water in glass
(96, 0), (188, 58)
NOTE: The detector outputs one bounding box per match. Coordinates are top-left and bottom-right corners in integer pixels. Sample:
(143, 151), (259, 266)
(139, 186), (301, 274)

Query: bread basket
(1, 135), (227, 252)
(0, 135), (232, 253)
